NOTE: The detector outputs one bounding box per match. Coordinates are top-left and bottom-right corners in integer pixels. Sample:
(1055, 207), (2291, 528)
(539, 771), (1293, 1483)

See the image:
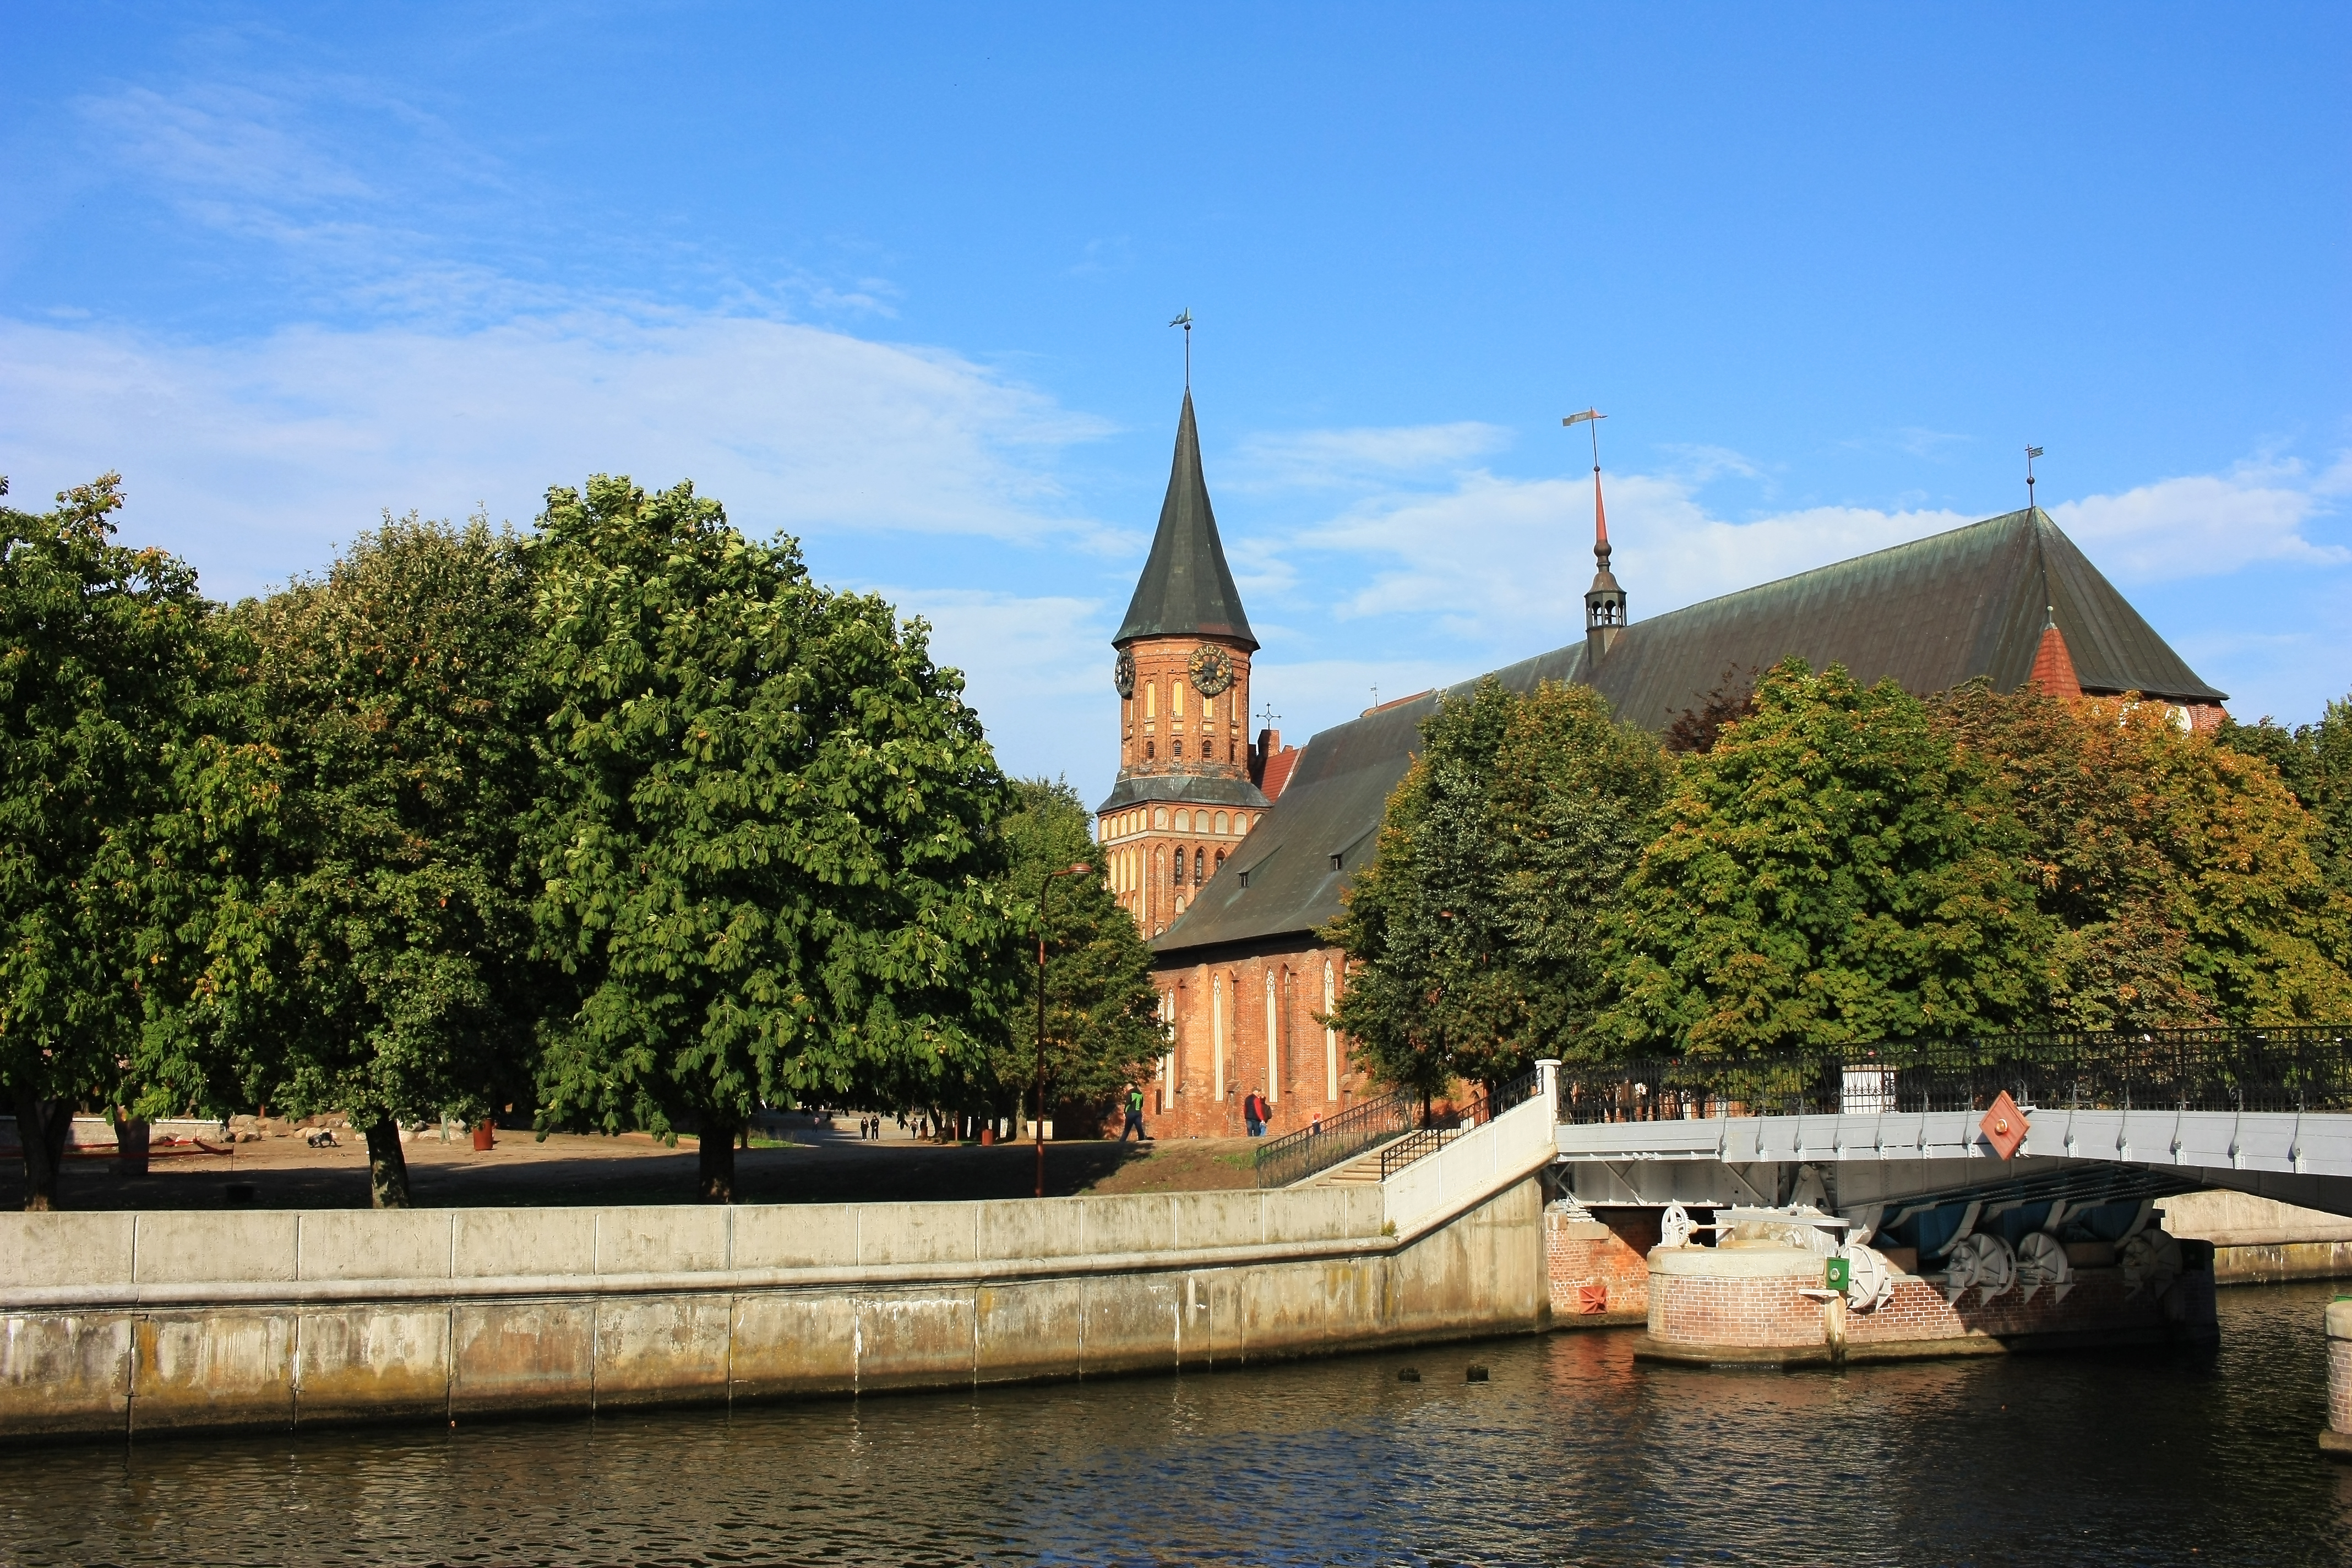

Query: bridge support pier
(2326, 1298), (2352, 1461)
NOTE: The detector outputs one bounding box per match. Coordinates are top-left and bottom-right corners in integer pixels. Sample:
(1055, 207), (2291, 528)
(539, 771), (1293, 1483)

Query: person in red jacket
(1243, 1089), (1271, 1137)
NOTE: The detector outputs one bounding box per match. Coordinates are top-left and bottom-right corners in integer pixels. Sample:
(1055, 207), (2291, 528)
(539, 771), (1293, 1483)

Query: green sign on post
(1825, 1256), (1852, 1292)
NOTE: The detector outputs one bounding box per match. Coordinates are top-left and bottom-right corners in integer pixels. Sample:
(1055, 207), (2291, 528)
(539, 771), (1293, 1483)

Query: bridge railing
(1255, 1070), (1549, 1189)
(1552, 1026), (2352, 1126)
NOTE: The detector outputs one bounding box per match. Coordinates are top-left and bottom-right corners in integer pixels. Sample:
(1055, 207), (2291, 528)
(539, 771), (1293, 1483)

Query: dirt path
(1, 1123), (1266, 1211)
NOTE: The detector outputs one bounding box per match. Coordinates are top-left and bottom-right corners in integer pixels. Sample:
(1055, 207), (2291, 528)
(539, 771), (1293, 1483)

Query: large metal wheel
(2015, 1230), (2072, 1302)
(2120, 1231), (2182, 1298)
(1946, 1232), (2017, 1299)
(1838, 1243), (1894, 1313)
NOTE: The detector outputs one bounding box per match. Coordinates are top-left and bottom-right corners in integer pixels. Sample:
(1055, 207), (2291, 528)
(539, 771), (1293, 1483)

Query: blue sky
(5, 4), (2348, 798)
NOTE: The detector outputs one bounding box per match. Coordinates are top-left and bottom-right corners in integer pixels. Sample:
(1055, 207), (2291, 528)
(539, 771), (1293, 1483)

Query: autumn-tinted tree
(2220, 699), (2352, 903)
(1940, 683), (2352, 1028)
(0, 476), (259, 1208)
(1594, 660), (2047, 1058)
(989, 778), (1164, 1130)
(529, 476), (1019, 1200)
(232, 516), (547, 1207)
(1326, 679), (1670, 1102)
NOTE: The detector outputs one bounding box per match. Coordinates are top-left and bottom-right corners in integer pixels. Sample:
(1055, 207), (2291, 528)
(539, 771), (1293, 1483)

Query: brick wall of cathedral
(1099, 634), (1382, 1138)
(1131, 943), (1373, 1140)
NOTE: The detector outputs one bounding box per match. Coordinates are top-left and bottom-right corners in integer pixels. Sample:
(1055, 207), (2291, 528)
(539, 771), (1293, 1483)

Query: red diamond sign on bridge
(1979, 1090), (2029, 1161)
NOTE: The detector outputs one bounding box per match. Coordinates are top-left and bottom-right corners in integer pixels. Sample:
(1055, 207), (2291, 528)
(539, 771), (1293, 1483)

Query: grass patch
(1213, 1152), (1257, 1171)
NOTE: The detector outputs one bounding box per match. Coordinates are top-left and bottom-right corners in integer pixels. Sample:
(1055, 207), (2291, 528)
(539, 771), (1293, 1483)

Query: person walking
(1119, 1086), (1149, 1142)
(1243, 1089), (1270, 1137)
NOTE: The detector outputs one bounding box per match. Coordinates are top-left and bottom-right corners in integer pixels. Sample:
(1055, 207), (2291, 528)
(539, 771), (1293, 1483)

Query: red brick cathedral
(1103, 394), (2230, 1141)
(1096, 394), (1351, 1139)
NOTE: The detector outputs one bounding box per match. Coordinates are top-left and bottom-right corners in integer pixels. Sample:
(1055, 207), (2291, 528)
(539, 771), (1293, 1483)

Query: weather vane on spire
(2026, 444), (2045, 515)
(1169, 308), (1194, 391)
(1563, 409), (1610, 559)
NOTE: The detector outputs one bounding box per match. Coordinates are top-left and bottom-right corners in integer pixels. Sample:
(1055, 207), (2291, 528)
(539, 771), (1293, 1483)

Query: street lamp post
(1036, 861), (1092, 1199)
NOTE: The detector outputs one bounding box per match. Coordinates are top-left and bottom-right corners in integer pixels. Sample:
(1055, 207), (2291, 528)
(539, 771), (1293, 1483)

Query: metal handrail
(1553, 1026), (2352, 1126)
(1252, 1084), (1419, 1190)
(1254, 1066), (1553, 1189)
(1374, 1069), (1547, 1182)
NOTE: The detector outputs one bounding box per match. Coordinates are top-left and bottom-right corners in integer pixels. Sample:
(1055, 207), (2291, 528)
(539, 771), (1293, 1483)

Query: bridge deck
(1555, 1108), (2352, 1218)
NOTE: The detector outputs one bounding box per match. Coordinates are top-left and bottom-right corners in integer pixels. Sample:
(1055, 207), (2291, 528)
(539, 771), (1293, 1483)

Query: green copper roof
(1155, 508), (2224, 959)
(1113, 391), (1257, 651)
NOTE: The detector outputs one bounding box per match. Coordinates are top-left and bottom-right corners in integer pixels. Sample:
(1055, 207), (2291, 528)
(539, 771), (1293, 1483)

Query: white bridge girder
(1553, 1107), (2352, 1218)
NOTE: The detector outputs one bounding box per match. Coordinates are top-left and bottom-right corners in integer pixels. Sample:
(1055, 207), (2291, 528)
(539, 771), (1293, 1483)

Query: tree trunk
(10, 1087), (74, 1211)
(363, 1120), (412, 1209)
(113, 1112), (151, 1177)
(698, 1117), (738, 1203)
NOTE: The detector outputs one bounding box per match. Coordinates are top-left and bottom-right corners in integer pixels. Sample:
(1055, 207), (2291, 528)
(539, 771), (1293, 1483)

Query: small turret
(1585, 470), (1626, 665)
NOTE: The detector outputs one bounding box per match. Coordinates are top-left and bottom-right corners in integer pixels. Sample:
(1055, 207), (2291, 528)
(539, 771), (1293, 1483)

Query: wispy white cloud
(1280, 452), (2349, 660)
(0, 312), (1117, 598)
(1246, 656), (1463, 737)
(1234, 421), (1512, 490)
(879, 586), (1113, 785)
(2050, 456), (2352, 579)
(1656, 443), (1765, 483)
(80, 83), (389, 210)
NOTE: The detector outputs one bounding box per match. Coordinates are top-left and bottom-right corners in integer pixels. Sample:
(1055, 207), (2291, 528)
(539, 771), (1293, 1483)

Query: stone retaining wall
(0, 1179), (1548, 1442)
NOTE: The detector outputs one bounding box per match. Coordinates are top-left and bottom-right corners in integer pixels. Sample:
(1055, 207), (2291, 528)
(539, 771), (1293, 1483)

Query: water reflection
(2, 1283), (2345, 1566)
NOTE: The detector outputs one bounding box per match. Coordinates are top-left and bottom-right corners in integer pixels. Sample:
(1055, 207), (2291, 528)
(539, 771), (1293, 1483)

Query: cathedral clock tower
(1095, 391), (1270, 937)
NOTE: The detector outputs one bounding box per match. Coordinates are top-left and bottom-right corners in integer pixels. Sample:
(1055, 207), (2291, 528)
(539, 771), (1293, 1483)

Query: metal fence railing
(1375, 1069), (1546, 1180)
(1254, 1069), (1553, 1189)
(1252, 1085), (1420, 1189)
(1551, 1026), (2352, 1126)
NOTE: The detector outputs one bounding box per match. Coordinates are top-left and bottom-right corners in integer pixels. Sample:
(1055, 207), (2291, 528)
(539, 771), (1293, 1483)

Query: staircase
(1313, 1125), (1468, 1186)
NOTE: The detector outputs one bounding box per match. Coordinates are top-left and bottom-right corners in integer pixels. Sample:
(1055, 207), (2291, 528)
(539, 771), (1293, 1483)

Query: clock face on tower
(1112, 649), (1136, 698)
(1188, 644), (1235, 698)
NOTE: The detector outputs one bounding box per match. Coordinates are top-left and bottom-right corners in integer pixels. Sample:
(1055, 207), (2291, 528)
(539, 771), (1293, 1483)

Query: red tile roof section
(2028, 623), (2083, 699)
(1258, 746), (1302, 802)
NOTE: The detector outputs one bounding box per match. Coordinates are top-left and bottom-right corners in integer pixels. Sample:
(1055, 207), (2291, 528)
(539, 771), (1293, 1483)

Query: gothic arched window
(1170, 851), (1184, 887)
(1193, 847), (1205, 883)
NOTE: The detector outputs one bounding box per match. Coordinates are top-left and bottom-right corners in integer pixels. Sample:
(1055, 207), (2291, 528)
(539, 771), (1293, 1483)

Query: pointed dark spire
(1114, 391), (1258, 650)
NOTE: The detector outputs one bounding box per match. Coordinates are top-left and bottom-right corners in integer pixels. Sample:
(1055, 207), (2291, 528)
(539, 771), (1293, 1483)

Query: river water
(4, 1281), (2346, 1567)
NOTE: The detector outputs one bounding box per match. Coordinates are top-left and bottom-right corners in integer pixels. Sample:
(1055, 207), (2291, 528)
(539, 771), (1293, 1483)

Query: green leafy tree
(529, 475), (1019, 1200)
(1325, 679), (1669, 1103)
(232, 516), (547, 1207)
(1594, 660), (2047, 1059)
(992, 778), (1163, 1131)
(1943, 684), (2352, 1027)
(0, 476), (259, 1208)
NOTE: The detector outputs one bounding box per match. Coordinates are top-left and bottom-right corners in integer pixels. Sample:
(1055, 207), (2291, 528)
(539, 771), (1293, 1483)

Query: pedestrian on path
(1243, 1090), (1270, 1137)
(1119, 1086), (1148, 1142)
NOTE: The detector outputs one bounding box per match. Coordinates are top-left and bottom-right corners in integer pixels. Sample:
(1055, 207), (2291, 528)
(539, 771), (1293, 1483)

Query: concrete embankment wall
(0, 1177), (1547, 1442)
(2163, 1190), (2352, 1284)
